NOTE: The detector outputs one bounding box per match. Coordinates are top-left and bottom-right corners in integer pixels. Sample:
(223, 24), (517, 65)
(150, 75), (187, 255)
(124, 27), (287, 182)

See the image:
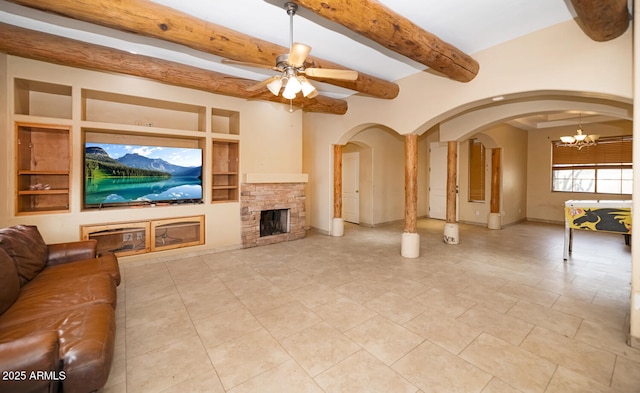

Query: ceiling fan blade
(288, 43), (311, 68)
(246, 76), (280, 92)
(303, 68), (359, 81)
(222, 58), (279, 71)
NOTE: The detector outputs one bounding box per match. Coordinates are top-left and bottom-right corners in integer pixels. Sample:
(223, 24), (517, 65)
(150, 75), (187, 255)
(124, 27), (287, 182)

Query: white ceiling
(0, 0), (626, 128)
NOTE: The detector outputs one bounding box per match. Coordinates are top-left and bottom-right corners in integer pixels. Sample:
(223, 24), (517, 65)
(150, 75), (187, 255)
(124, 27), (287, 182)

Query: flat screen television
(84, 142), (203, 208)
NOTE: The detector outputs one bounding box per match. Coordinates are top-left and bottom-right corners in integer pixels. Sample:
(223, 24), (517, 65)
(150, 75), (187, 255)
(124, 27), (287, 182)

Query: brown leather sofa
(0, 225), (120, 393)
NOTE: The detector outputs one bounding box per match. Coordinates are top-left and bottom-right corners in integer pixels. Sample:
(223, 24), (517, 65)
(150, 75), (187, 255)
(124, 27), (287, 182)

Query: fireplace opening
(260, 209), (290, 237)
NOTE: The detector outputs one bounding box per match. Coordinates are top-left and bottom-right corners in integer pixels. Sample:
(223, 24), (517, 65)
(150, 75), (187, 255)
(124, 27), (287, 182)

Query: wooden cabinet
(212, 139), (239, 202)
(15, 123), (71, 215)
(152, 216), (205, 251)
(81, 215), (204, 256)
(81, 221), (150, 257)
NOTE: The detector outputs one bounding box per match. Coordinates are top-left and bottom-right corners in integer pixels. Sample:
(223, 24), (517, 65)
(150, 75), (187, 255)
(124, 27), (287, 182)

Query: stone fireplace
(240, 175), (306, 248)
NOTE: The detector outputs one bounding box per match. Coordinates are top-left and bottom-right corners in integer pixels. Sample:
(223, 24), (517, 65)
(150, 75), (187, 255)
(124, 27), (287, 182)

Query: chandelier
(559, 114), (599, 150)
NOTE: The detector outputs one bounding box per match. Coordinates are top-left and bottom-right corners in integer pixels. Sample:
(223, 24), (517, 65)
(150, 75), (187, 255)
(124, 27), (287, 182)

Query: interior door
(429, 142), (448, 220)
(342, 152), (360, 223)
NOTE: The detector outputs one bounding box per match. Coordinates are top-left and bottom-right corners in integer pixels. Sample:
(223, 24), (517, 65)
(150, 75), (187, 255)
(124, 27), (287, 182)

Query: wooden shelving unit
(212, 139), (239, 202)
(15, 123), (71, 215)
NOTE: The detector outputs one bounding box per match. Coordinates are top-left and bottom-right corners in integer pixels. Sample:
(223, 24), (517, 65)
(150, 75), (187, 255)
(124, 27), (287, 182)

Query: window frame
(551, 135), (632, 195)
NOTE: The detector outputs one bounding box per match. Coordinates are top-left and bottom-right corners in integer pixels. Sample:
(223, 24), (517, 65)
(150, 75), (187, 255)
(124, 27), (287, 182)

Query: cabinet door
(151, 216), (205, 251)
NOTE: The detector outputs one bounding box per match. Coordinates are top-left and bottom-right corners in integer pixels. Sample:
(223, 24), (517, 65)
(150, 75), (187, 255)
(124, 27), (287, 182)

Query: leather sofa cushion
(0, 248), (20, 315)
(0, 273), (116, 329)
(0, 303), (116, 393)
(0, 331), (60, 393)
(0, 225), (48, 286)
(39, 253), (121, 286)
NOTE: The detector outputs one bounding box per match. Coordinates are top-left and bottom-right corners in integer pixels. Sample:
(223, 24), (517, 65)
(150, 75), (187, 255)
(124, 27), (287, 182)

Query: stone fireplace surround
(240, 174), (307, 248)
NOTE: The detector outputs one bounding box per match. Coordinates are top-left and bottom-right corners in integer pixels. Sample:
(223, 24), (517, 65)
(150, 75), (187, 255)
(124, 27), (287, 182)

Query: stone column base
(488, 213), (502, 230)
(443, 223), (459, 244)
(401, 232), (420, 258)
(331, 217), (344, 237)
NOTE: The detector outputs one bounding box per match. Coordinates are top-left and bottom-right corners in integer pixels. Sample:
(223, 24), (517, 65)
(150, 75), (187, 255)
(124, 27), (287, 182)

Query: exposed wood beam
(6, 0), (399, 99)
(288, 0), (479, 82)
(570, 0), (629, 42)
(0, 23), (348, 115)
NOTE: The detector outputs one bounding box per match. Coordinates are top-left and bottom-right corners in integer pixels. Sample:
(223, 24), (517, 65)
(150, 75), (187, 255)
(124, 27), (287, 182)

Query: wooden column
(404, 134), (418, 233)
(333, 144), (343, 219)
(446, 141), (458, 224)
(490, 148), (501, 214)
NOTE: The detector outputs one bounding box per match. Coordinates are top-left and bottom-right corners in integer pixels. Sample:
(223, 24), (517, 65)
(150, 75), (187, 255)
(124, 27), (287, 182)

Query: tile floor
(103, 219), (640, 393)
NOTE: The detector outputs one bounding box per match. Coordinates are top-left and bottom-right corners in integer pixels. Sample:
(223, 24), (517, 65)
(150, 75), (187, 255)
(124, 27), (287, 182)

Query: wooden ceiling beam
(0, 23), (348, 115)
(288, 0), (479, 82)
(570, 0), (629, 42)
(5, 0), (399, 99)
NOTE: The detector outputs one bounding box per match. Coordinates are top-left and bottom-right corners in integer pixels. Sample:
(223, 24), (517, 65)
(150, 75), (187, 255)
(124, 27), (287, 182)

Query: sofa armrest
(0, 331), (61, 393)
(46, 240), (97, 266)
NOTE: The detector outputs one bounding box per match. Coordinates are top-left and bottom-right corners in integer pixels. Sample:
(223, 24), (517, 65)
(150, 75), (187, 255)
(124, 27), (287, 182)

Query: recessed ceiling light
(492, 96), (504, 101)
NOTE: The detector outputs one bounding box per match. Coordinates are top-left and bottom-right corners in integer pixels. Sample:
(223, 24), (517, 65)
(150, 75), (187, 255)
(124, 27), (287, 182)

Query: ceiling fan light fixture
(299, 77), (316, 97)
(282, 75), (302, 99)
(560, 136), (576, 143)
(266, 77), (283, 96)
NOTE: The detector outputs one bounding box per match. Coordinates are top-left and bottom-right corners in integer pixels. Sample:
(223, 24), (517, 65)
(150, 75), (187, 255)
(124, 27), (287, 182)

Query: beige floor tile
(316, 350), (419, 393)
(289, 282), (343, 308)
(611, 355), (640, 393)
(364, 291), (426, 324)
(574, 319), (640, 363)
(544, 366), (614, 393)
(159, 371), (225, 393)
(126, 335), (213, 393)
(413, 287), (476, 318)
(404, 307), (481, 355)
(456, 284), (519, 313)
(125, 293), (197, 358)
(460, 333), (555, 393)
(457, 304), (534, 346)
(280, 321), (361, 376)
(393, 340), (492, 393)
(334, 278), (388, 303)
(228, 359), (324, 393)
(522, 326), (616, 386)
(480, 377), (524, 393)
(267, 269), (314, 291)
(179, 285), (244, 321)
(194, 306), (263, 348)
(497, 282), (559, 308)
(313, 296), (377, 332)
(233, 282), (295, 314)
(377, 276), (429, 298)
(255, 300), (322, 340)
(506, 300), (582, 338)
(345, 315), (424, 365)
(552, 294), (627, 330)
(206, 328), (291, 390)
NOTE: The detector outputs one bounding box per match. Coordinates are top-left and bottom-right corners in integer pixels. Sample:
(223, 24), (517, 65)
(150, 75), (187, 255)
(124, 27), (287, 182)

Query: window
(551, 136), (632, 194)
(469, 138), (486, 201)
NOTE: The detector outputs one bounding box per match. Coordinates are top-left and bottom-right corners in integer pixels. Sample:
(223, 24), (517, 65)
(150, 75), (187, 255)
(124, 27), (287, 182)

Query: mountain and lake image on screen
(84, 142), (203, 207)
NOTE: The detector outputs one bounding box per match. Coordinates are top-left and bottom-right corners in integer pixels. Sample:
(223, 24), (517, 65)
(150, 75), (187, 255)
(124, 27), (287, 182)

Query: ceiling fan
(222, 2), (358, 100)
